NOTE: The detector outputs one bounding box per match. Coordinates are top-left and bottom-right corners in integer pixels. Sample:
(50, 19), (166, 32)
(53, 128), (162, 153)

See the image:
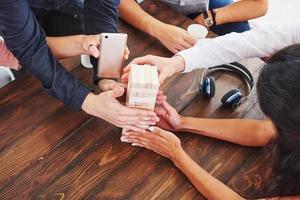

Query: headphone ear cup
(221, 89), (242, 107)
(202, 77), (215, 98)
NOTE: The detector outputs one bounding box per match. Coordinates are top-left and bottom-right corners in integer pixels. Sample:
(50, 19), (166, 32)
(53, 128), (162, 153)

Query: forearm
(216, 0), (268, 25)
(46, 35), (85, 59)
(179, 118), (276, 146)
(1, 0), (91, 110)
(119, 0), (164, 38)
(177, 23), (300, 72)
(173, 149), (244, 200)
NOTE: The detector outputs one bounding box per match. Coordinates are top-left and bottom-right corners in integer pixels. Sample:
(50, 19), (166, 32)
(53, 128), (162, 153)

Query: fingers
(122, 125), (145, 133)
(88, 45), (100, 58)
(111, 85), (125, 98)
(162, 100), (175, 113)
(149, 126), (171, 139)
(180, 40), (193, 50)
(98, 79), (117, 91)
(158, 72), (168, 84)
(184, 35), (197, 46)
(156, 94), (167, 105)
(124, 56), (155, 72)
(121, 72), (129, 83)
(122, 131), (169, 157)
(154, 106), (167, 117)
(120, 106), (159, 119)
(124, 47), (130, 60)
(121, 116), (157, 127)
(122, 131), (152, 143)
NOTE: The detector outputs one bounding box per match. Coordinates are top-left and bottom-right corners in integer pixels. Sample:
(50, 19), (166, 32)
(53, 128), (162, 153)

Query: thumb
(162, 100), (175, 113)
(159, 72), (168, 84)
(89, 45), (100, 58)
(149, 126), (163, 134)
(112, 85), (125, 98)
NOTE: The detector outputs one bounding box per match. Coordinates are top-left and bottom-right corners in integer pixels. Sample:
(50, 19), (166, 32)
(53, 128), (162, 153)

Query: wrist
(81, 92), (98, 116)
(150, 21), (168, 39)
(170, 55), (186, 73)
(177, 116), (188, 131)
(172, 147), (188, 168)
(79, 35), (88, 54)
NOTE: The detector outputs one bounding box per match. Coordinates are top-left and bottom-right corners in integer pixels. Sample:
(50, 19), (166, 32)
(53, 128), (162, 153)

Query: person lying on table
(122, 22), (300, 83)
(119, 0), (268, 53)
(121, 44), (300, 199)
(0, 0), (158, 132)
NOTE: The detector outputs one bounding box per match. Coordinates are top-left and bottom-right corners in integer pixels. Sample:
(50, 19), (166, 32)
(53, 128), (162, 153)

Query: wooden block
(149, 66), (160, 90)
(144, 65), (152, 88)
(124, 64), (160, 134)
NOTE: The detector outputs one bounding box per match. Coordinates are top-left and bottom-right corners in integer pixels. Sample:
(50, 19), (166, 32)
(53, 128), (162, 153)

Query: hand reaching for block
(82, 86), (160, 133)
(122, 64), (164, 134)
(122, 55), (186, 85)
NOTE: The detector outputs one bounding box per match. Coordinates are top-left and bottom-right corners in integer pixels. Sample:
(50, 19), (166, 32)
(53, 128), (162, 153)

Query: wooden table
(0, 1), (298, 199)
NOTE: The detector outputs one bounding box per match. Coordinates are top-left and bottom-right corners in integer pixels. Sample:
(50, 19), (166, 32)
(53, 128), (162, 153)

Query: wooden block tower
(126, 64), (160, 111)
(123, 64), (160, 131)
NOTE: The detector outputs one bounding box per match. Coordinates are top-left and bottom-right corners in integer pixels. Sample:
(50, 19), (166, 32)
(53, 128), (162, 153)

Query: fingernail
(149, 126), (155, 132)
(132, 143), (138, 146)
(120, 137), (129, 142)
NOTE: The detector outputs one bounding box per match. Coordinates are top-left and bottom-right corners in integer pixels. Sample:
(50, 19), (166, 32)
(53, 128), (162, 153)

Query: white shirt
(178, 23), (300, 73)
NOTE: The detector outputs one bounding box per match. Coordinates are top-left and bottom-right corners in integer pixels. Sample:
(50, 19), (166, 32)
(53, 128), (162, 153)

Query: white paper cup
(187, 24), (208, 41)
(80, 54), (93, 69)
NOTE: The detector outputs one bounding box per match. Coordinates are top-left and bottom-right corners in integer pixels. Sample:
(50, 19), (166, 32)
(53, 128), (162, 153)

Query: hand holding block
(122, 64), (160, 134)
(127, 64), (160, 111)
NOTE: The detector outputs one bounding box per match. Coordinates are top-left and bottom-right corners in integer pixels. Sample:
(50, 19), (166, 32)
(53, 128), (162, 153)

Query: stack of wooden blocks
(123, 64), (160, 131)
(127, 64), (160, 110)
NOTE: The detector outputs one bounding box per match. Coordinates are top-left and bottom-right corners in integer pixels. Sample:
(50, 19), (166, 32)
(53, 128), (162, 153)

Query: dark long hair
(257, 44), (300, 189)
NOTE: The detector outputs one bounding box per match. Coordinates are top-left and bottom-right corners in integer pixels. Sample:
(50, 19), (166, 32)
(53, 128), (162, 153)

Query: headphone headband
(202, 62), (254, 97)
(201, 62), (255, 107)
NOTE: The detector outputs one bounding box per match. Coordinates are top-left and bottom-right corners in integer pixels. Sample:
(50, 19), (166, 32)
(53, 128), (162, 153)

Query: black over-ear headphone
(202, 62), (254, 108)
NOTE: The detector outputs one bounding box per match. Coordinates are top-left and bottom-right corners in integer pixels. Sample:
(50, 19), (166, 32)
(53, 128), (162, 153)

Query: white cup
(187, 24), (208, 41)
(80, 54), (93, 69)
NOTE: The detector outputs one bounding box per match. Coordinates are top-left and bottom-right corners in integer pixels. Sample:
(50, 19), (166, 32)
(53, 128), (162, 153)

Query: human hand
(98, 79), (127, 92)
(121, 126), (184, 161)
(154, 23), (196, 54)
(81, 35), (130, 59)
(81, 86), (159, 132)
(0, 38), (20, 70)
(121, 55), (186, 84)
(98, 79), (166, 100)
(154, 100), (182, 131)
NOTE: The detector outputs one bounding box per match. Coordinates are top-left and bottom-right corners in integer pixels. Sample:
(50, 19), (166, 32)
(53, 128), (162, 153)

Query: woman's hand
(153, 23), (196, 54)
(121, 126), (184, 161)
(121, 55), (186, 84)
(81, 35), (130, 60)
(98, 79), (167, 106)
(154, 100), (183, 131)
(82, 86), (159, 132)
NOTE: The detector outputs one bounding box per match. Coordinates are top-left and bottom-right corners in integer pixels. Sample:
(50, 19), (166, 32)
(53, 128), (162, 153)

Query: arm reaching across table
(0, 0), (156, 131)
(123, 23), (300, 84)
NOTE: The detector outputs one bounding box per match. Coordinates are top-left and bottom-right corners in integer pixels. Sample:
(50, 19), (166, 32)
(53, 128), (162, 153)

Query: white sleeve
(177, 23), (300, 73)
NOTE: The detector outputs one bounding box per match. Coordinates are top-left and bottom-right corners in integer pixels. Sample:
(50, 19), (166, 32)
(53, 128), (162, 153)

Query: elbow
(255, 0), (269, 17)
(256, 120), (277, 146)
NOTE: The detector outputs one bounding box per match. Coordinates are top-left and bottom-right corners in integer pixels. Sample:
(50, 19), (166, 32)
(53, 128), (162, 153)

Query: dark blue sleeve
(83, 0), (120, 84)
(0, 0), (91, 110)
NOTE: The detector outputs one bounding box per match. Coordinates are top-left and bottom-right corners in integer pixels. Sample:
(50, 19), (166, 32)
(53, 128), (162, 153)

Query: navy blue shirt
(0, 0), (91, 110)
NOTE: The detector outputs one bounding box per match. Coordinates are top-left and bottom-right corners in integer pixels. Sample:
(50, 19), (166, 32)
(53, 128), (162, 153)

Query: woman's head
(257, 44), (300, 179)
